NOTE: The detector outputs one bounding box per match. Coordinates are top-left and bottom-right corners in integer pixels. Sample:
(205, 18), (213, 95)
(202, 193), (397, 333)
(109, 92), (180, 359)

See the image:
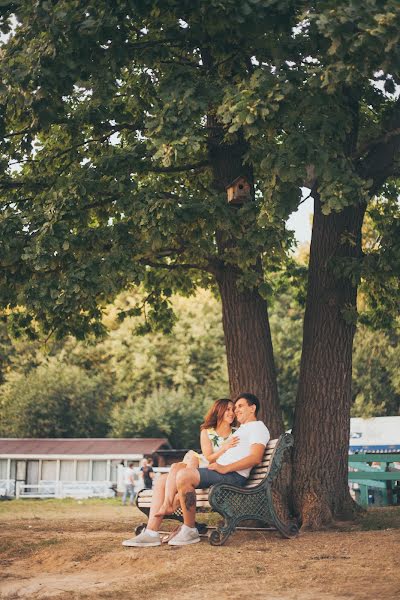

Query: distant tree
(0, 358), (112, 437)
(270, 292), (303, 428)
(0, 322), (14, 385)
(351, 325), (400, 418)
(0, 290), (229, 439)
(110, 387), (209, 449)
(102, 290), (228, 402)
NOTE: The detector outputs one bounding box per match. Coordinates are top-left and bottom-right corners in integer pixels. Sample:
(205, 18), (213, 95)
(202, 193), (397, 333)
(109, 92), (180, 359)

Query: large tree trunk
(216, 264), (283, 437)
(206, 112), (283, 435)
(292, 195), (366, 528)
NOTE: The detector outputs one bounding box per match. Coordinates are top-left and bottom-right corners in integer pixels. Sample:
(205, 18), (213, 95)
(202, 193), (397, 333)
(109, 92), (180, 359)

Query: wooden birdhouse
(226, 176), (252, 205)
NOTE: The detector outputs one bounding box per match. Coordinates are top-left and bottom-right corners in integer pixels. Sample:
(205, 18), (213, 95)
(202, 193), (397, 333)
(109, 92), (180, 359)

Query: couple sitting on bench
(122, 392), (270, 547)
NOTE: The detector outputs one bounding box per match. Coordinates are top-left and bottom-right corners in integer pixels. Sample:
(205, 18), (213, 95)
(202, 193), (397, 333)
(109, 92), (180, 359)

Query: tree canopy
(0, 0), (295, 339)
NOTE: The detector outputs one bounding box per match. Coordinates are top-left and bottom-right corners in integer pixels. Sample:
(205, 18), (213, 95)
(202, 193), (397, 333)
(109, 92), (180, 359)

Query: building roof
(0, 438), (171, 457)
(350, 417), (400, 451)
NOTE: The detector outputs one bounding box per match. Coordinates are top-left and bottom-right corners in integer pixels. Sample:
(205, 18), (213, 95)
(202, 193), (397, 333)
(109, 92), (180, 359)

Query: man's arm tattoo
(184, 491), (196, 511)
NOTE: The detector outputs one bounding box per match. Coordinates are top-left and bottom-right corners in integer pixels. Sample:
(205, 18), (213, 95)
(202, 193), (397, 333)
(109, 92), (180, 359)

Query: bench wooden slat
(247, 475), (267, 483)
(251, 464), (270, 473)
(250, 468), (269, 475)
(139, 500), (211, 507)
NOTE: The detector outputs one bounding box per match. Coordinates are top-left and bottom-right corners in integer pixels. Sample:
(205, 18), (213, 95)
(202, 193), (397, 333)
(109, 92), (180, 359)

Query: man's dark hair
(234, 392), (260, 416)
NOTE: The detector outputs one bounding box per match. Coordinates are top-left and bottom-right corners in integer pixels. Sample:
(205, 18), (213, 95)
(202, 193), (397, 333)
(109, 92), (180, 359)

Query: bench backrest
(182, 438), (281, 507)
(245, 438), (278, 488)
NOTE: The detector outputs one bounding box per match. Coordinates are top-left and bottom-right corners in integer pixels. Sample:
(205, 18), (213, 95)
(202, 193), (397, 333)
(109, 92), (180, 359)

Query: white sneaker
(168, 527), (200, 546)
(122, 529), (161, 547)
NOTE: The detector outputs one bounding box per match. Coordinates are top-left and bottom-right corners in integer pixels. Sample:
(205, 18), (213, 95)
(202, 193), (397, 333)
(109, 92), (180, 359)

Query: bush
(0, 357), (112, 437)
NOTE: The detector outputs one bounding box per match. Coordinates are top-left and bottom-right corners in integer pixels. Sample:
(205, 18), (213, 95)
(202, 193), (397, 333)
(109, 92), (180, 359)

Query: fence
(16, 480), (115, 499)
(0, 479), (15, 497)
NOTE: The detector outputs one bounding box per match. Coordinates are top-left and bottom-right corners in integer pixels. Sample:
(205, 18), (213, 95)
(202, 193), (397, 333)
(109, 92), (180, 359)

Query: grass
(0, 497), (121, 518)
(355, 506), (400, 530)
(1, 497), (400, 531)
(0, 537), (61, 560)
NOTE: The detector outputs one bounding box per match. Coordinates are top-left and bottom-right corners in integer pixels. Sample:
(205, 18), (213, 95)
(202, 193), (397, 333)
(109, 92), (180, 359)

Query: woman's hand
(220, 435), (239, 453)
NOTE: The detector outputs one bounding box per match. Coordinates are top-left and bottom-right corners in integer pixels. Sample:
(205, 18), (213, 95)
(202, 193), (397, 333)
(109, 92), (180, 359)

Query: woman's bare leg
(146, 474), (168, 532)
(154, 462), (186, 516)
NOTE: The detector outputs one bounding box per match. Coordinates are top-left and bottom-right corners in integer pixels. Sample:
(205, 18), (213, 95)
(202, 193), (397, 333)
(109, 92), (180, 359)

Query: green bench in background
(348, 453), (400, 507)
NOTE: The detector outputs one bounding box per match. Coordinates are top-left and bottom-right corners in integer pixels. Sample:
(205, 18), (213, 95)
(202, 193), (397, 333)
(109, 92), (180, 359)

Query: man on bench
(122, 393), (270, 547)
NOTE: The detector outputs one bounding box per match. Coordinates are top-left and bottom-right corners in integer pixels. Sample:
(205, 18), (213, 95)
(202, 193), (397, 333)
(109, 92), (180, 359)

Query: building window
(60, 460), (76, 482)
(92, 460), (107, 481)
(41, 460), (57, 481)
(0, 459), (7, 479)
(76, 461), (90, 481)
(110, 460), (122, 484)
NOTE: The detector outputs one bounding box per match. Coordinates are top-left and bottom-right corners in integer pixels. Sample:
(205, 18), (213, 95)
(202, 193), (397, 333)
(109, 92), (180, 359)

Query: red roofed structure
(0, 437), (170, 458)
(0, 438), (171, 497)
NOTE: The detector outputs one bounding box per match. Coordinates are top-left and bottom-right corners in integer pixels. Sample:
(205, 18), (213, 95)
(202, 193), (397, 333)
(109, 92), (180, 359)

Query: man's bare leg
(154, 462), (187, 517)
(175, 468), (200, 528)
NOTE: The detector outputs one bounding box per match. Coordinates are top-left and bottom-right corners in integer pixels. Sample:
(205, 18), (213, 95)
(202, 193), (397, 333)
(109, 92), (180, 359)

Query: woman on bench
(155, 398), (239, 517)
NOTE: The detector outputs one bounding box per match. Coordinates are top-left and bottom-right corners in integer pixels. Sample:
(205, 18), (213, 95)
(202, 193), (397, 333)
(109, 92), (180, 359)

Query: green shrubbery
(0, 287), (398, 446)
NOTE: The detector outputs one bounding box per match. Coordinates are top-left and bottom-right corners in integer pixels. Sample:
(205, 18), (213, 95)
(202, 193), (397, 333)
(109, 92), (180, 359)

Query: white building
(350, 416), (400, 453)
(0, 437), (171, 497)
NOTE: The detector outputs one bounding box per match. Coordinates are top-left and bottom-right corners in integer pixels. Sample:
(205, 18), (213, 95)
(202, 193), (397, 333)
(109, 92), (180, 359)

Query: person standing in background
(140, 458), (154, 489)
(122, 462), (135, 506)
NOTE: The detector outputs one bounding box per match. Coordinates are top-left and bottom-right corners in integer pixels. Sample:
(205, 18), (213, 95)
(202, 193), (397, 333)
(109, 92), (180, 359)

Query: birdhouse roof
(225, 175), (248, 190)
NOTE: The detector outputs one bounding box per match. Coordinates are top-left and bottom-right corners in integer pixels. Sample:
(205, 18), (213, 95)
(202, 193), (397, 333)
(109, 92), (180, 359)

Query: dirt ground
(0, 499), (399, 600)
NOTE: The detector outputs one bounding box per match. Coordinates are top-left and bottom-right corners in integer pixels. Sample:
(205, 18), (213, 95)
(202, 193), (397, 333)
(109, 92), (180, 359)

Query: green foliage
(0, 289), (229, 442)
(0, 0), (296, 339)
(269, 291), (303, 428)
(351, 325), (400, 418)
(0, 357), (113, 437)
(110, 388), (209, 449)
(0, 281), (398, 441)
(1, 1), (398, 342)
(97, 288), (229, 402)
(358, 197), (400, 330)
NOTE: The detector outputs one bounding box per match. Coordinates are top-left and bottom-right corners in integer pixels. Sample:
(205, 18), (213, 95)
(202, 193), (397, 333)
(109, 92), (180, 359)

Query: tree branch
(355, 127), (400, 159)
(3, 127), (35, 139)
(149, 160), (209, 173)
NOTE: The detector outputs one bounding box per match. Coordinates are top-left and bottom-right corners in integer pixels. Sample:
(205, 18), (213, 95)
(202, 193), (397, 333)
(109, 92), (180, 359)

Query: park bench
(348, 453), (400, 507)
(136, 432), (299, 545)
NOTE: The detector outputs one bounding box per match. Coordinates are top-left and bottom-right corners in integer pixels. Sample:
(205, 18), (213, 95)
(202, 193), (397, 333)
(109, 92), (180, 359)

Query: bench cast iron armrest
(208, 432), (299, 545)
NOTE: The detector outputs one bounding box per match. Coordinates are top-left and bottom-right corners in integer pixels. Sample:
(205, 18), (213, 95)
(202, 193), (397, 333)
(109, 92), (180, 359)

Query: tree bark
(292, 195), (366, 528)
(206, 112), (283, 436)
(216, 264), (283, 437)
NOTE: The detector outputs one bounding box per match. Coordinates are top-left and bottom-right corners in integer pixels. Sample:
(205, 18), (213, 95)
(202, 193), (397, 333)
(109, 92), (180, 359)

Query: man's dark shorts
(196, 468), (247, 489)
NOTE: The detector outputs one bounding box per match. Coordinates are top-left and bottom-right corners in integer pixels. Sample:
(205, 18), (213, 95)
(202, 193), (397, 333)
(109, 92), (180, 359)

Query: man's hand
(208, 463), (228, 474)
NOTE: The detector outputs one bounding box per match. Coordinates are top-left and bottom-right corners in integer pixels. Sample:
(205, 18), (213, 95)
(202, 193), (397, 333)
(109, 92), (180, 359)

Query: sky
(287, 190), (313, 244)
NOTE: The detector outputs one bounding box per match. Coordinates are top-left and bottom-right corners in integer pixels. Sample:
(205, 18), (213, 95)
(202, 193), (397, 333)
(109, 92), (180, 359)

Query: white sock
(182, 524), (197, 533)
(145, 528), (160, 537)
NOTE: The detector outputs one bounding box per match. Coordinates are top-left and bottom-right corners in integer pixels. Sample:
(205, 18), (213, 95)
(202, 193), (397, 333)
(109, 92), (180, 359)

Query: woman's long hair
(200, 398), (234, 431)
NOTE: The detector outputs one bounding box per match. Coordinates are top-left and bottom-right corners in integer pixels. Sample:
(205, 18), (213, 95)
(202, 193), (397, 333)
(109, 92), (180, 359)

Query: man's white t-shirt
(216, 420), (270, 478)
(123, 466), (134, 485)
